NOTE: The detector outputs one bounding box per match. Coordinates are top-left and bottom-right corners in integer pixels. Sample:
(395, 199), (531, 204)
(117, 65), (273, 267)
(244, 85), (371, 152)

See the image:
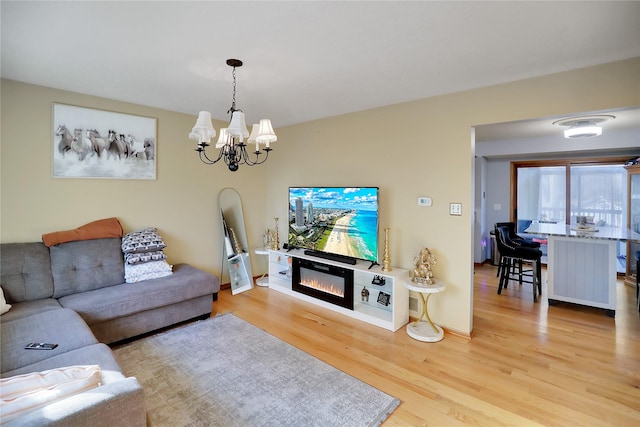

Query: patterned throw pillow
(121, 228), (167, 254)
(125, 260), (173, 283)
(124, 250), (167, 265)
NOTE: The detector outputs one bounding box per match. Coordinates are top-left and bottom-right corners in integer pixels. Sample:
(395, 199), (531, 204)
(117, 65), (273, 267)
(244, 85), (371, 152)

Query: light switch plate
(449, 202), (462, 216)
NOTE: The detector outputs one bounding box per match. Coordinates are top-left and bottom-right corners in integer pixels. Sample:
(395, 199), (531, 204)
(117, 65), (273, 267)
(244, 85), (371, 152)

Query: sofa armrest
(4, 377), (145, 427)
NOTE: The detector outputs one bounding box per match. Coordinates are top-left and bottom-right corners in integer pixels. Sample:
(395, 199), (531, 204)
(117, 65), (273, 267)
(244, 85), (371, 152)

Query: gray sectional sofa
(0, 237), (220, 426)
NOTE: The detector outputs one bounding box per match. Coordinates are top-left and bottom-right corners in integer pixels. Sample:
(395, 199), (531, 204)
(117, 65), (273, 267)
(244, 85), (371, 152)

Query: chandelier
(189, 59), (277, 171)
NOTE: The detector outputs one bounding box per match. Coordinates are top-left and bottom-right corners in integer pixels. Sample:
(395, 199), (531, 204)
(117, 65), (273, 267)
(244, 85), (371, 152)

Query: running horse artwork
(87, 129), (107, 158)
(55, 125), (74, 157)
(53, 103), (157, 179)
(125, 134), (145, 159)
(107, 130), (130, 159)
(123, 135), (155, 160)
(143, 138), (155, 160)
(71, 128), (91, 161)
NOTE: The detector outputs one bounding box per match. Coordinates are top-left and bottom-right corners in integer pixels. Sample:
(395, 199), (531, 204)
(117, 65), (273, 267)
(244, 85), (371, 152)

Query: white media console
(268, 249), (409, 332)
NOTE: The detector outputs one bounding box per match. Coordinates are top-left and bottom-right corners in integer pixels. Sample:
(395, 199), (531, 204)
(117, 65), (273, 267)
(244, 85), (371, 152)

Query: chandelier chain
(229, 66), (237, 113)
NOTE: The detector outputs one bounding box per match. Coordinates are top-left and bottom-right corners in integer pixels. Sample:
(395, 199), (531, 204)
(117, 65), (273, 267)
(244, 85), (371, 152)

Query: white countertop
(525, 222), (640, 242)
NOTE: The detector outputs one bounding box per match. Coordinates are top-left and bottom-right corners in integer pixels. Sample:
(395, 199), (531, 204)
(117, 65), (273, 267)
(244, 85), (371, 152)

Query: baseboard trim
(220, 275), (262, 290)
(407, 317), (473, 340)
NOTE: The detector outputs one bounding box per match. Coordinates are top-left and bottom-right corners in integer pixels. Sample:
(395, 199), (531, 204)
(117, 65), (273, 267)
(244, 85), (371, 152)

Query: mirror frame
(219, 188), (253, 294)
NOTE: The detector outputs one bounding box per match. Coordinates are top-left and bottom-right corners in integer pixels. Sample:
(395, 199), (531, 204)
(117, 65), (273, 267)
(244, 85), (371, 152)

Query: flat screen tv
(288, 187), (379, 264)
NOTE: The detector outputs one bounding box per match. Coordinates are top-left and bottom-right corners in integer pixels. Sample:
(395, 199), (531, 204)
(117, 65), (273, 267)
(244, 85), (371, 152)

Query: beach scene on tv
(288, 187), (379, 262)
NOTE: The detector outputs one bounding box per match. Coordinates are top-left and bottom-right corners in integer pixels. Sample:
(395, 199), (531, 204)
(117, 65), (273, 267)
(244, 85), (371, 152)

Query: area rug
(113, 313), (400, 426)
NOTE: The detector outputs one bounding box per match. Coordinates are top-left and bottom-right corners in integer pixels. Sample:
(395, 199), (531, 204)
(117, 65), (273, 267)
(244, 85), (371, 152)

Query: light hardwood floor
(213, 264), (640, 426)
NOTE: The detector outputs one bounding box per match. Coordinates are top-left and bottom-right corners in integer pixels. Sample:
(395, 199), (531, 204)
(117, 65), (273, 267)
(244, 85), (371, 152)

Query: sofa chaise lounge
(0, 232), (220, 426)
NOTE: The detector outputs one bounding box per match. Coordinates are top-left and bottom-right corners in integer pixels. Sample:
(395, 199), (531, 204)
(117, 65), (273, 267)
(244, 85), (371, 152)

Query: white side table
(403, 274), (445, 342)
(254, 248), (270, 287)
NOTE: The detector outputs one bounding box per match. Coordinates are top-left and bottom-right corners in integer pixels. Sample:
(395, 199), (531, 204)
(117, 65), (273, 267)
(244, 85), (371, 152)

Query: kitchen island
(525, 223), (640, 316)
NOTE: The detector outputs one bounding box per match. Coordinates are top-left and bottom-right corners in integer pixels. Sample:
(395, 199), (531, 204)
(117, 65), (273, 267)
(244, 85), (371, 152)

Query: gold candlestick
(382, 227), (392, 271)
(273, 217), (280, 250)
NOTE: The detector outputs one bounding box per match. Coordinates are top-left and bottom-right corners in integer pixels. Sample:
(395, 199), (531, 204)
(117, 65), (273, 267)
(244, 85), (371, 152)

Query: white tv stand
(268, 249), (409, 332)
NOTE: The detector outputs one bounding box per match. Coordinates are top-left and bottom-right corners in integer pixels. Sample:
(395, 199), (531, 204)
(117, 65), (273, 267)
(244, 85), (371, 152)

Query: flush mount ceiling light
(552, 115), (615, 139)
(188, 59), (277, 171)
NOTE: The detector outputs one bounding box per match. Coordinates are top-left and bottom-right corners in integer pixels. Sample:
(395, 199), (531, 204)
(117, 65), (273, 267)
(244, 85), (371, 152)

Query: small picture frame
(229, 253), (253, 295)
(377, 291), (391, 306)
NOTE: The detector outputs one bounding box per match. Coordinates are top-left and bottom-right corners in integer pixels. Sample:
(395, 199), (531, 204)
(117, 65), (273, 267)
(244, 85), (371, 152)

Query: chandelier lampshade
(189, 59), (277, 171)
(227, 111), (250, 142)
(215, 128), (230, 148)
(188, 111), (216, 144)
(248, 124), (261, 152)
(256, 119), (277, 147)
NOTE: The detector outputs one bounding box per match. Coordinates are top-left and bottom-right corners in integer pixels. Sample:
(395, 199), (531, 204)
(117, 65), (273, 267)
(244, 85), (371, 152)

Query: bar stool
(495, 222), (541, 247)
(494, 225), (542, 302)
(494, 222), (540, 278)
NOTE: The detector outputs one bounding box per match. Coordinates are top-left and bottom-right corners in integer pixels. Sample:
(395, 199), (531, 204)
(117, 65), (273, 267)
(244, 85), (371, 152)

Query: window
(512, 158), (629, 271)
(570, 165), (626, 228)
(513, 159), (628, 229)
(516, 166), (566, 230)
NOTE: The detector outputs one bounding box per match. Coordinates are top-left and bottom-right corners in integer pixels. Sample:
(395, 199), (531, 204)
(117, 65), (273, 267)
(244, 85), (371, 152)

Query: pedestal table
(254, 248), (270, 287)
(403, 275), (445, 342)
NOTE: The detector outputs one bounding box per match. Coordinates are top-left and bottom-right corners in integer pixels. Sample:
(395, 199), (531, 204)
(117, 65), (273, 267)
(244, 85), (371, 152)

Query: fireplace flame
(299, 279), (344, 298)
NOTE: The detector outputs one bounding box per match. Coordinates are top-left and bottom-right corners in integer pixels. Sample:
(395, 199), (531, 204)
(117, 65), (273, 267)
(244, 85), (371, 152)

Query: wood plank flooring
(213, 264), (640, 426)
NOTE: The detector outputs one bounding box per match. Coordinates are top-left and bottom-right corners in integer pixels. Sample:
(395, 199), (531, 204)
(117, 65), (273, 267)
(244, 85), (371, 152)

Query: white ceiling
(2, 1), (640, 137)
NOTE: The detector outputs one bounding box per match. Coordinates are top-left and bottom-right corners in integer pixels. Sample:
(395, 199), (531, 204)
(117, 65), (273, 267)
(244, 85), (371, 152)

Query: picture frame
(229, 253), (253, 295)
(52, 103), (157, 179)
(377, 291), (391, 306)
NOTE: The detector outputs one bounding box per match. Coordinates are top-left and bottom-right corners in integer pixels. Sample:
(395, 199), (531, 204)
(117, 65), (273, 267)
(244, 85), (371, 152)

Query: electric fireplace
(292, 258), (354, 310)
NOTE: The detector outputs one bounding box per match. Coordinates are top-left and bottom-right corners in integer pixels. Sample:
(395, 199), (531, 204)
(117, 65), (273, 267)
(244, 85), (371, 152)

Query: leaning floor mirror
(219, 188), (253, 295)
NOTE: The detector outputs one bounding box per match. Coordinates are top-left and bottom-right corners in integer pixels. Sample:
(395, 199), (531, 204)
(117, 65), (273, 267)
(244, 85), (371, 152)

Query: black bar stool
(494, 225), (542, 302)
(494, 222), (540, 278)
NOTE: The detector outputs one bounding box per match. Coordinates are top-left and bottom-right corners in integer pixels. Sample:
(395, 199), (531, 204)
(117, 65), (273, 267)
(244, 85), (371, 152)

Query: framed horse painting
(52, 103), (157, 179)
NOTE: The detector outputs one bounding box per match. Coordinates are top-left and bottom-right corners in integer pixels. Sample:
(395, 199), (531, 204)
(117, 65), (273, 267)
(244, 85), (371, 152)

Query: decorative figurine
(263, 229), (271, 250)
(381, 228), (392, 272)
(410, 247), (437, 285)
(361, 286), (370, 302)
(371, 275), (386, 286)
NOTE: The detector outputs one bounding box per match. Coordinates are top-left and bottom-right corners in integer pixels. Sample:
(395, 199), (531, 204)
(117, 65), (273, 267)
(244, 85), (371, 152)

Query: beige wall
(264, 58), (640, 335)
(0, 79), (269, 277)
(2, 58), (639, 336)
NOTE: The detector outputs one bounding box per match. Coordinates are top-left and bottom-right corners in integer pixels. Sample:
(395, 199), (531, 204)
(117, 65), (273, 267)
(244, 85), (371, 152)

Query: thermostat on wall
(418, 197), (432, 207)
